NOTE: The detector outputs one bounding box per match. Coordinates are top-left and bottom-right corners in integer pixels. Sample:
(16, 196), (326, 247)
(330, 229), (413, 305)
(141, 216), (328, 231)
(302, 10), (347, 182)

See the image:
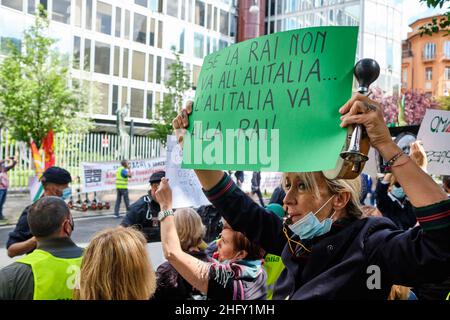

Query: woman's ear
(234, 250), (248, 261)
(332, 192), (351, 211)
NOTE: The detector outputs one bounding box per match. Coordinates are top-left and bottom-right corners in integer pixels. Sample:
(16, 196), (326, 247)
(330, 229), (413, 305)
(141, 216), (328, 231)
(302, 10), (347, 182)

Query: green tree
(150, 51), (191, 146)
(0, 7), (92, 148)
(436, 95), (450, 110)
(419, 0), (450, 36)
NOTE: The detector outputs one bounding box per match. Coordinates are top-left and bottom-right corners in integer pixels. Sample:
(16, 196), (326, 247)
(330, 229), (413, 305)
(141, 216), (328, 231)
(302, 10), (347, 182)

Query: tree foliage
(149, 51), (191, 146)
(419, 0), (450, 36)
(0, 7), (91, 147)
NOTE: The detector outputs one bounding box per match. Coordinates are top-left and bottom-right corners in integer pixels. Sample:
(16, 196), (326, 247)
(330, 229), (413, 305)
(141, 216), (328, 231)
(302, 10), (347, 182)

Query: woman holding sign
(171, 95), (450, 300)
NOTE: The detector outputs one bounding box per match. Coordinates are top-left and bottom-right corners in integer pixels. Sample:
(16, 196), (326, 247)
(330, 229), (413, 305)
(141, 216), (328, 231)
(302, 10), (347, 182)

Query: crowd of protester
(0, 93), (449, 300)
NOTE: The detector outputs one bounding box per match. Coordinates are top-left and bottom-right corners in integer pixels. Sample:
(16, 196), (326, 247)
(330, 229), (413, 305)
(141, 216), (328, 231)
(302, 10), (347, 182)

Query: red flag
(41, 130), (55, 170)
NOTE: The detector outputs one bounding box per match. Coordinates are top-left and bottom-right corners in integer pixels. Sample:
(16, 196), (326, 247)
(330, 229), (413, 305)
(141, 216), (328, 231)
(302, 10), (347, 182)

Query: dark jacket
(120, 195), (161, 242)
(154, 250), (210, 300)
(375, 180), (417, 230)
(204, 173), (450, 300)
(7, 205), (32, 250)
(0, 237), (83, 300)
(251, 172), (261, 192)
(269, 185), (286, 207)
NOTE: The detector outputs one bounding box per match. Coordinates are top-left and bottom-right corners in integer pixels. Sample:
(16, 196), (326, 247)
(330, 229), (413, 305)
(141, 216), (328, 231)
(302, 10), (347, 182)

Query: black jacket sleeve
(203, 173), (286, 256)
(364, 199), (450, 287)
(6, 207), (32, 249)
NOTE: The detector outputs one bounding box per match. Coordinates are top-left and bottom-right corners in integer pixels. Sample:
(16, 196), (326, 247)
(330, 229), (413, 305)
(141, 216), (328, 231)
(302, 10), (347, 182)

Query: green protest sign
(182, 26), (358, 172)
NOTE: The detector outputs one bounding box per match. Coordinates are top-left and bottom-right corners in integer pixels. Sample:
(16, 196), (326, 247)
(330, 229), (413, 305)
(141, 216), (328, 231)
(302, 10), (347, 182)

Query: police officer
(120, 171), (165, 242)
(6, 166), (72, 258)
(0, 196), (82, 300)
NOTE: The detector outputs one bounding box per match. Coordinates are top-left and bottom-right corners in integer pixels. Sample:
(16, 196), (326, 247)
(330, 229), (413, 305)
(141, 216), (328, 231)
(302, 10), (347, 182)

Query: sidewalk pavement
(0, 185), (150, 226)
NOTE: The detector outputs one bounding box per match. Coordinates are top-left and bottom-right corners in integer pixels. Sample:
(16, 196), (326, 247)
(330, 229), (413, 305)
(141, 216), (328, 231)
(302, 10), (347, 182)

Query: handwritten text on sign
(182, 26), (359, 172)
(418, 109), (450, 175)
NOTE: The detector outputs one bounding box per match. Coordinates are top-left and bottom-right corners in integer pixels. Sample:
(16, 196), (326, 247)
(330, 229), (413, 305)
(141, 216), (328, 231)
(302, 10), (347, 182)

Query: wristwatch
(158, 209), (174, 222)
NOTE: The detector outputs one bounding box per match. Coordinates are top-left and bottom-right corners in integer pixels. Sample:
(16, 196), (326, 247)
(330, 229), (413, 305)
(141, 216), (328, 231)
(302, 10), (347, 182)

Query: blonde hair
(174, 208), (206, 252)
(283, 172), (363, 219)
(74, 227), (156, 300)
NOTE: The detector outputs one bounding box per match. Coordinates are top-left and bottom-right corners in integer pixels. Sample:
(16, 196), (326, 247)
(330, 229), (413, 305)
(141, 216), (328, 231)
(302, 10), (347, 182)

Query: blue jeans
(0, 189), (7, 219)
(114, 189), (130, 216)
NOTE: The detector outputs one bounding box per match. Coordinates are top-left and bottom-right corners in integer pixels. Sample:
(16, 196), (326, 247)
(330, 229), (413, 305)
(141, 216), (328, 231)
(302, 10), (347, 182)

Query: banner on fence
(238, 171), (282, 194)
(166, 136), (210, 209)
(80, 158), (166, 192)
(417, 109), (450, 175)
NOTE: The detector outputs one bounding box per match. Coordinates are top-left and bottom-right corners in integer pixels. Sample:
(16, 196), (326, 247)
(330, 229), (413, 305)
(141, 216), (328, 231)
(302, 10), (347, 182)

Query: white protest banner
(81, 158), (165, 192)
(236, 171), (282, 194)
(417, 109), (450, 175)
(166, 135), (210, 209)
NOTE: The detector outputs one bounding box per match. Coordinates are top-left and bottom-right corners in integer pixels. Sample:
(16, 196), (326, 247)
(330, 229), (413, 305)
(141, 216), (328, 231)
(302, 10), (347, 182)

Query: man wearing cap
(120, 171), (165, 242)
(0, 196), (82, 300)
(6, 166), (72, 258)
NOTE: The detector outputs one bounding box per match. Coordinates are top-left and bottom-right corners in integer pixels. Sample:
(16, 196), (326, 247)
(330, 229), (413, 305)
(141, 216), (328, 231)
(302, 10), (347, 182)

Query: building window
(123, 48), (129, 78)
(73, 36), (81, 69)
(130, 88), (144, 118)
(96, 1), (112, 35)
(149, 18), (155, 46)
(424, 42), (436, 60)
(167, 0), (178, 17)
(446, 67), (450, 81)
(135, 0), (146, 7)
(1, 0), (22, 11)
(219, 39), (227, 49)
(74, 0), (82, 27)
(96, 82), (109, 115)
(194, 33), (204, 58)
(206, 3), (212, 29)
(164, 58), (175, 82)
(148, 54), (154, 82)
(94, 41), (110, 75)
(193, 64), (201, 88)
(195, 0), (205, 26)
(113, 46), (120, 76)
(112, 85), (118, 115)
(146, 92), (153, 119)
(133, 13), (147, 44)
(39, 0), (47, 10)
(402, 69), (407, 82)
(149, 0), (162, 12)
(157, 21), (163, 48)
(84, 39), (91, 71)
(121, 86), (128, 110)
(425, 67), (432, 81)
(181, 0), (185, 20)
(0, 37), (21, 54)
(156, 56), (161, 84)
(27, 0), (35, 13)
(124, 10), (130, 40)
(220, 10), (229, 36)
(115, 7), (121, 37)
(85, 0), (93, 30)
(52, 0), (70, 24)
(230, 15), (237, 37)
(132, 50), (145, 81)
(444, 41), (450, 59)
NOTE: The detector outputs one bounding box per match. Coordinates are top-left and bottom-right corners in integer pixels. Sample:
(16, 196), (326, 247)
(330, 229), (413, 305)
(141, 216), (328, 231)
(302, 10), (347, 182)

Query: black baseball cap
(149, 171), (165, 184)
(40, 166), (72, 185)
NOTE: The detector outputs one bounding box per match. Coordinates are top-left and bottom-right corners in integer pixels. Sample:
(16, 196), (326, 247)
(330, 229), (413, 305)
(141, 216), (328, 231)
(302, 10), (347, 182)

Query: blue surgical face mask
(390, 186), (405, 199)
(288, 196), (336, 240)
(61, 187), (72, 200)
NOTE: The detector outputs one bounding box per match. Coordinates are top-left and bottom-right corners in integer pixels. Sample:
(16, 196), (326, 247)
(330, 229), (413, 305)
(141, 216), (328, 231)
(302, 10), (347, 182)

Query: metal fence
(0, 129), (161, 191)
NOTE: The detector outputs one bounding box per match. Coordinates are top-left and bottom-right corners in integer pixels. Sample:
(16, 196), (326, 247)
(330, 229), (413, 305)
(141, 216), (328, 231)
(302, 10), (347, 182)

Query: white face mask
(288, 195), (336, 240)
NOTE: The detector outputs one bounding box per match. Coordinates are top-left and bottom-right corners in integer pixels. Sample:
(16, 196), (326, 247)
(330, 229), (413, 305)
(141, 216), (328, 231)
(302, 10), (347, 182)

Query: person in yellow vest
(114, 160), (132, 218)
(264, 203), (286, 300)
(0, 196), (82, 300)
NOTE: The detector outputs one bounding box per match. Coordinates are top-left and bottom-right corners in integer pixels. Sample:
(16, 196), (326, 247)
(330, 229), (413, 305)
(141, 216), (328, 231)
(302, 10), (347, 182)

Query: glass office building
(0, 0), (237, 133)
(265, 0), (403, 94)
